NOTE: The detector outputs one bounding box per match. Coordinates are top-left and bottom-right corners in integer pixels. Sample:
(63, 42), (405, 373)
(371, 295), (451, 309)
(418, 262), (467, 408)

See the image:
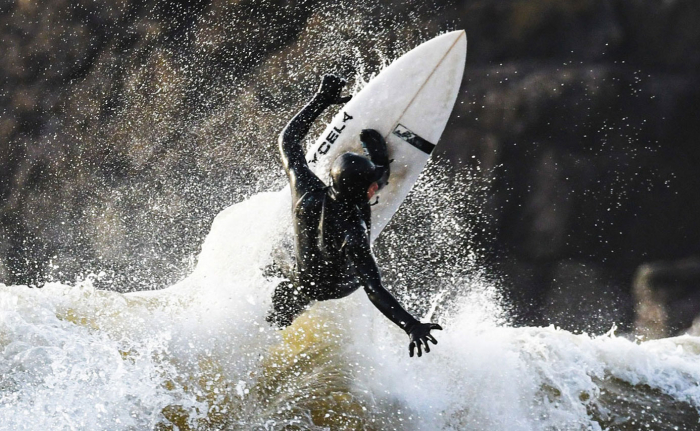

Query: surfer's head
(330, 152), (378, 203)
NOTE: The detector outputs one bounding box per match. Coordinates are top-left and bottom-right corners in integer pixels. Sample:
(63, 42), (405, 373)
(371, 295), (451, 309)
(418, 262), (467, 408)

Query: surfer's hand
(317, 74), (351, 105)
(407, 322), (442, 357)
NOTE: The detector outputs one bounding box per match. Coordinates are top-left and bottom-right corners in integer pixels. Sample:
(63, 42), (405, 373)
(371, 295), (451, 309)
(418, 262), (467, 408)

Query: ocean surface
(1, 184), (700, 430)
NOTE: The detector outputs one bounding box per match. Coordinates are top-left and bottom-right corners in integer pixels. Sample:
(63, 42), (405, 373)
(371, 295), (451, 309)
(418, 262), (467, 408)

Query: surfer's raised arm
(343, 227), (442, 357)
(279, 74), (351, 196)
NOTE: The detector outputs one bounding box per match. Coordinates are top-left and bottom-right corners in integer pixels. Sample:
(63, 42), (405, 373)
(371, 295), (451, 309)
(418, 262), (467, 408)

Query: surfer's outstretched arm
(279, 74), (351, 197)
(344, 230), (442, 357)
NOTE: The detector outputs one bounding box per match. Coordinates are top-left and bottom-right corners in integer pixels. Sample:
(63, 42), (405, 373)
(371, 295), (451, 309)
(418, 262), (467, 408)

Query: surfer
(267, 74), (442, 357)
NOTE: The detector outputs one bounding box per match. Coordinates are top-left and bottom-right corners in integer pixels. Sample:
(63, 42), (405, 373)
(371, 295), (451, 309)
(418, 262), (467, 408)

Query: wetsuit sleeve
(343, 227), (419, 333)
(279, 75), (348, 198)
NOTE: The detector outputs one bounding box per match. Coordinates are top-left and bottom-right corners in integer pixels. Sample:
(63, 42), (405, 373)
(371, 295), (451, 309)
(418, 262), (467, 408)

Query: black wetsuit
(268, 75), (441, 357)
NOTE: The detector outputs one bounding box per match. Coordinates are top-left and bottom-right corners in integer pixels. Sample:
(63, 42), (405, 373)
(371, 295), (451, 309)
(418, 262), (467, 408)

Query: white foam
(1, 188), (700, 430)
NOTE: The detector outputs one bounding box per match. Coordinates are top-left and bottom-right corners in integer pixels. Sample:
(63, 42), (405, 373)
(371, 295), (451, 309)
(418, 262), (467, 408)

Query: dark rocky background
(1, 0), (699, 337)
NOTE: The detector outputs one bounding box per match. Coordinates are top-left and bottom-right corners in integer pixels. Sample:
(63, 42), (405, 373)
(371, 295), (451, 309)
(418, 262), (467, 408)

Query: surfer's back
(292, 190), (371, 297)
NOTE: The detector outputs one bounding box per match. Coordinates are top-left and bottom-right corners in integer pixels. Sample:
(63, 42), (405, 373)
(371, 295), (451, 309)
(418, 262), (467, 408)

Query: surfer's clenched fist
(407, 322), (442, 357)
(316, 74), (352, 105)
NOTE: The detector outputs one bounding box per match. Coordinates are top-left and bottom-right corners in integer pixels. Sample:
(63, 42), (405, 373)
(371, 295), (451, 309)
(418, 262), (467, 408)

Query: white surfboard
(305, 30), (467, 241)
(128, 31), (467, 300)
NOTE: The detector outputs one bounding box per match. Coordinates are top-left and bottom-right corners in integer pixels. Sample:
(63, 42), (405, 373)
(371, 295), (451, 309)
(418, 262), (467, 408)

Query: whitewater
(1, 165), (699, 430)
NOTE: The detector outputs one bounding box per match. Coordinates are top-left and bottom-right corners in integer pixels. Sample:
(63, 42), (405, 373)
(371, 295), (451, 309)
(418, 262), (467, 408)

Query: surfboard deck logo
(307, 111), (354, 165)
(392, 124), (436, 154)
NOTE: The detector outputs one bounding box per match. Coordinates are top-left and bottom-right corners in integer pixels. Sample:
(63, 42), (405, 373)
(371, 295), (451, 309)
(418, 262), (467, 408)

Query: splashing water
(2, 160), (700, 430)
(2, 3), (700, 427)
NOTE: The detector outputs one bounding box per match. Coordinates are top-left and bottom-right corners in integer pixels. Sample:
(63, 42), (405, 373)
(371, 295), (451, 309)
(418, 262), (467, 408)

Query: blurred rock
(497, 259), (632, 333)
(0, 0), (700, 335)
(545, 259), (631, 334)
(633, 257), (700, 339)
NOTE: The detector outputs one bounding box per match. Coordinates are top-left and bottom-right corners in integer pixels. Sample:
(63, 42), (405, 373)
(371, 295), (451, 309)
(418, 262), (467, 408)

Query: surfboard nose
(443, 29), (467, 43)
(452, 30), (467, 52)
(428, 30), (467, 61)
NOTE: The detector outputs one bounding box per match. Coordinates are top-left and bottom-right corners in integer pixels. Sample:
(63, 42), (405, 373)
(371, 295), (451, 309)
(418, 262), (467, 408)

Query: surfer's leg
(266, 280), (311, 328)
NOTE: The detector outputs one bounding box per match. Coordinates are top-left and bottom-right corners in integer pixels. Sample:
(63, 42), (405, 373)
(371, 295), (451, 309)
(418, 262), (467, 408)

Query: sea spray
(2, 177), (700, 429)
(0, 281), (203, 430)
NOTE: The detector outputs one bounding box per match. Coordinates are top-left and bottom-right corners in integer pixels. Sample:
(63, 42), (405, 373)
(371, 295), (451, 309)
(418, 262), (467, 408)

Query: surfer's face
(367, 182), (379, 200)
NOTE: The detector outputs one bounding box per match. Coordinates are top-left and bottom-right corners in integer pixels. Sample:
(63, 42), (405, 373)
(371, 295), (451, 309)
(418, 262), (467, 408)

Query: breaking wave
(2, 170), (699, 430)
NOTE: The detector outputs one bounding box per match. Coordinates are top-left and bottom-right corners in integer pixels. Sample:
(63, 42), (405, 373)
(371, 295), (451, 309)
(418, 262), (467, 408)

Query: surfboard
(305, 30), (467, 241)
(129, 31), (467, 300)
